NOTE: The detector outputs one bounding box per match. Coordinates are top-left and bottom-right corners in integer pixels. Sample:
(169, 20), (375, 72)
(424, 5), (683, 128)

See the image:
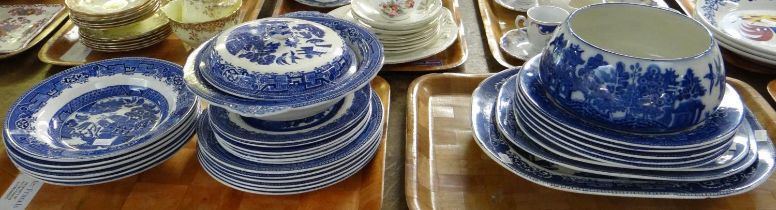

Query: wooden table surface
(1, 0), (776, 209)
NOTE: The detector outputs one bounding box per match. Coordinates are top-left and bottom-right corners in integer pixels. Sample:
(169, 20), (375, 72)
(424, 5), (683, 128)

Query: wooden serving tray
(37, 0), (265, 66)
(405, 73), (776, 210)
(0, 77), (390, 210)
(271, 0), (468, 71)
(676, 0), (776, 74)
(477, 0), (524, 68)
(0, 0), (68, 59)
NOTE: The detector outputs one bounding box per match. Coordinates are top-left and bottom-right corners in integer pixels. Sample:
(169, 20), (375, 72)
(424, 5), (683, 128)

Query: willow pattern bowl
(4, 57), (196, 161)
(538, 3), (725, 133)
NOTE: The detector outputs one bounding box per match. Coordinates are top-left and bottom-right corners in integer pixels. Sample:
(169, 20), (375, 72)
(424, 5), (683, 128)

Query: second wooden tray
(271, 0), (468, 71)
(405, 73), (776, 210)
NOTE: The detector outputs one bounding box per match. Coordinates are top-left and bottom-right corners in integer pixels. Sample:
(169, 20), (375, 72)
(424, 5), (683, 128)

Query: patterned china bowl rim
(182, 11), (383, 117)
(162, 0), (242, 24)
(568, 3), (716, 61)
(4, 57), (197, 161)
(65, 0), (152, 16)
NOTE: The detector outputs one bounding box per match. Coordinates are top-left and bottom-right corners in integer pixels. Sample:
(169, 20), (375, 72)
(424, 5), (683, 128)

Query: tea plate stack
(182, 12), (386, 194)
(65, 0), (170, 52)
(3, 58), (198, 186)
(694, 0), (776, 66)
(328, 0), (459, 64)
(472, 4), (776, 198)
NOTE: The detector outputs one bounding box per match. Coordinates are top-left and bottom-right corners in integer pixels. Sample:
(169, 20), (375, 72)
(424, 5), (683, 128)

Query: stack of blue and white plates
(182, 12), (386, 195)
(472, 4), (775, 198)
(4, 58), (198, 186)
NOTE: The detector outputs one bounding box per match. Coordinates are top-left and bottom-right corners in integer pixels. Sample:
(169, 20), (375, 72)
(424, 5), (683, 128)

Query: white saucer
(495, 0), (533, 12)
(499, 28), (538, 61)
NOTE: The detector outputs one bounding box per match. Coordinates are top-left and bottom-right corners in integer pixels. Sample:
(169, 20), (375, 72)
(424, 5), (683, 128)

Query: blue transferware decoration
(294, 0), (351, 8)
(208, 86), (371, 145)
(506, 69), (755, 181)
(196, 92), (382, 174)
(471, 69), (776, 198)
(5, 57), (197, 161)
(523, 54), (743, 148)
(3, 115), (195, 171)
(538, 3), (725, 133)
(200, 17), (355, 100)
(499, 75), (746, 170)
(183, 12), (384, 118)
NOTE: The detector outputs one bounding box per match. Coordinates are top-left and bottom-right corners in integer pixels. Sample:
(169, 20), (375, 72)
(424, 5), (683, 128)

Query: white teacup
(515, 5), (569, 53)
(367, 0), (418, 20)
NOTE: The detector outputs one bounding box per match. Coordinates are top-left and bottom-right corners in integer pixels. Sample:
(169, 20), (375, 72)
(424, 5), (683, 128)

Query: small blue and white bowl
(538, 3), (726, 133)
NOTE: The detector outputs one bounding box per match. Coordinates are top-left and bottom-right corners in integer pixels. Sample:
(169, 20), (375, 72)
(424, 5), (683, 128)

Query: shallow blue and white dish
(183, 12), (383, 119)
(539, 3), (725, 133)
(5, 57), (197, 161)
(496, 69), (756, 182)
(523, 54), (743, 149)
(472, 69), (776, 198)
(294, 0), (351, 8)
(198, 17), (355, 100)
(208, 85), (371, 145)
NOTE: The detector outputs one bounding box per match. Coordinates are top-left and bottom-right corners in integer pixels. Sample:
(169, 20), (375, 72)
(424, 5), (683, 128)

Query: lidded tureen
(198, 18), (354, 100)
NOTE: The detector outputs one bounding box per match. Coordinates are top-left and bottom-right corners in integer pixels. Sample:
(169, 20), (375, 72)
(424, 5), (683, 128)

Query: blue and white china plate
(208, 86), (371, 145)
(10, 125), (193, 185)
(506, 69), (756, 181)
(197, 98), (383, 174)
(294, 0), (350, 8)
(5, 57), (197, 161)
(183, 12), (383, 118)
(520, 55), (744, 149)
(502, 76), (749, 169)
(4, 114), (196, 172)
(472, 69), (776, 198)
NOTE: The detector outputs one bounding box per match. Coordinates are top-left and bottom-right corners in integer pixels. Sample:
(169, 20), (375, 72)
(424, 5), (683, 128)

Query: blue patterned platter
(505, 69), (756, 181)
(521, 54), (744, 149)
(472, 69), (776, 198)
(294, 0), (351, 8)
(4, 58), (197, 161)
(196, 95), (382, 174)
(3, 114), (196, 171)
(208, 85), (371, 145)
(183, 12), (383, 118)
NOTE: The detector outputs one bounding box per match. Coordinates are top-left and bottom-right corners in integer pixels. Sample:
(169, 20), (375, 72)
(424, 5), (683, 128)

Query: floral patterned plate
(0, 4), (64, 53)
(471, 68), (776, 198)
(4, 57), (197, 161)
(695, 0), (776, 57)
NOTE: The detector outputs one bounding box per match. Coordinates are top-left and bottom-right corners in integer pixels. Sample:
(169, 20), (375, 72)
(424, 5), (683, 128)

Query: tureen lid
(210, 17), (347, 74)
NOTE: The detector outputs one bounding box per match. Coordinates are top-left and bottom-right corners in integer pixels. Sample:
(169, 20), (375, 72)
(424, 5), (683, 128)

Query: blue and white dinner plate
(504, 69), (756, 181)
(500, 76), (749, 170)
(294, 0), (350, 8)
(208, 85), (372, 145)
(183, 12), (383, 118)
(519, 54), (745, 149)
(472, 69), (776, 198)
(4, 114), (196, 172)
(4, 57), (197, 161)
(196, 96), (383, 174)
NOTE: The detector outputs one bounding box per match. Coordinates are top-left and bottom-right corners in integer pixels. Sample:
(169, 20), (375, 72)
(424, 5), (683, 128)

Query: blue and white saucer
(499, 28), (537, 61)
(4, 57), (197, 162)
(208, 86), (371, 146)
(472, 68), (776, 198)
(519, 54), (745, 149)
(294, 0), (350, 8)
(183, 12), (383, 118)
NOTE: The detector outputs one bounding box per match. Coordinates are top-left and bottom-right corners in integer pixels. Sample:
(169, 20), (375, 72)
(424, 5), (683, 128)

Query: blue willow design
(539, 34), (725, 131)
(49, 85), (168, 149)
(224, 20), (333, 65)
(537, 24), (558, 35)
(240, 99), (343, 132)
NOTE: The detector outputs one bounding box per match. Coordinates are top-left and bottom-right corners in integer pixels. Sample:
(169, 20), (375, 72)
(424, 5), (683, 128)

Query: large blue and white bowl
(539, 3), (725, 133)
(4, 57), (197, 161)
(198, 17), (355, 100)
(183, 12), (384, 120)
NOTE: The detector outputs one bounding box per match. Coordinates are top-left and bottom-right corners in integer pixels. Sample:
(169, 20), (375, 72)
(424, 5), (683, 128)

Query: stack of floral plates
(65, 0), (170, 52)
(328, 0), (459, 64)
(183, 12), (385, 194)
(694, 0), (776, 66)
(3, 58), (198, 186)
